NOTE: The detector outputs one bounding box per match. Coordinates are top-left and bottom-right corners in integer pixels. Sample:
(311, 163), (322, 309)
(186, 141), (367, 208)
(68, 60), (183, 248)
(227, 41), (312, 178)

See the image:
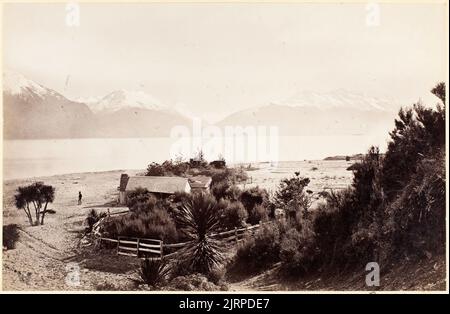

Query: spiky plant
(175, 193), (225, 274)
(139, 258), (171, 287)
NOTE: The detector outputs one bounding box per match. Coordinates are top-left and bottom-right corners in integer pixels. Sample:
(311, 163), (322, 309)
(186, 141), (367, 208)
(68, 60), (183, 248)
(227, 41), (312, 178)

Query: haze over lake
(3, 134), (389, 180)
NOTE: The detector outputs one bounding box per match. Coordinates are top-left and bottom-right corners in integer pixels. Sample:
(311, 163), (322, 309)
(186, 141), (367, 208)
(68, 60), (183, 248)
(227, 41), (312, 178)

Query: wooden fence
(99, 222), (266, 260)
(210, 224), (262, 244)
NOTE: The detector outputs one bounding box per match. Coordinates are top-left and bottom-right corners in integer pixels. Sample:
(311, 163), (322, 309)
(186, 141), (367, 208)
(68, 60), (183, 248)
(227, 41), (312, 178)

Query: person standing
(78, 191), (82, 205)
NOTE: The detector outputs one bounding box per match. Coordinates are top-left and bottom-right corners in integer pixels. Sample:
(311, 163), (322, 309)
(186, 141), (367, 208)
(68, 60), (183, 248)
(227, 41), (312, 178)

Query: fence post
(160, 240), (164, 259)
(117, 236), (121, 255)
(234, 227), (238, 245)
(136, 238), (140, 258)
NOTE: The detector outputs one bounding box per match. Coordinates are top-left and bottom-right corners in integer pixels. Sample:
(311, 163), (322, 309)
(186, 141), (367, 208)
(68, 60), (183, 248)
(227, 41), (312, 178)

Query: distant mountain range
(217, 90), (397, 136)
(3, 70), (95, 139)
(3, 70), (397, 139)
(3, 70), (190, 139)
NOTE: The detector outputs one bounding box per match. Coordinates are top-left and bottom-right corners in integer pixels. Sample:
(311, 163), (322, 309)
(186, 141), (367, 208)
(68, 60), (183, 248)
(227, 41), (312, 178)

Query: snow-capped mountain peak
(74, 95), (102, 106)
(88, 89), (165, 113)
(3, 69), (49, 99)
(282, 89), (394, 112)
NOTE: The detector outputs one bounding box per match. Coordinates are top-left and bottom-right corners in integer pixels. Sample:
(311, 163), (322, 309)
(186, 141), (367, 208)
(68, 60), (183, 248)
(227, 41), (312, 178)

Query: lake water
(2, 135), (389, 180)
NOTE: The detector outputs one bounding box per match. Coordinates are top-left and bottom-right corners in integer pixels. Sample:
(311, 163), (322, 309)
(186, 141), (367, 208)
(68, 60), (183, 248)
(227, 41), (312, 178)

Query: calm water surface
(3, 135), (388, 180)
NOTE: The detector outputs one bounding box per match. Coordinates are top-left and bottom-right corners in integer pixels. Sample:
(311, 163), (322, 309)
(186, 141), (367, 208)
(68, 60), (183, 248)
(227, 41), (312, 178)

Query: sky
(3, 2), (448, 122)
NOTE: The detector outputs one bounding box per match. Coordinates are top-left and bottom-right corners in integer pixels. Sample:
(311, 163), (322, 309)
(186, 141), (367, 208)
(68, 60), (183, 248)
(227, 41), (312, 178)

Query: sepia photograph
(1, 1), (448, 294)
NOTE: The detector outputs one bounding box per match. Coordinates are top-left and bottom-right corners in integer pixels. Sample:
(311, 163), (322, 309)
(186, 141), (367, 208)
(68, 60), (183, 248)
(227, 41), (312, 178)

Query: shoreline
(2, 158), (354, 182)
(2, 168), (146, 183)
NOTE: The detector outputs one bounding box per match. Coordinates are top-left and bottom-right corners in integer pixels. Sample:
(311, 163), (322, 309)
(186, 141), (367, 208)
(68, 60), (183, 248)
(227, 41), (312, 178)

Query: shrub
(172, 191), (191, 204)
(207, 266), (226, 285)
(126, 188), (158, 212)
(247, 204), (269, 225)
(139, 258), (170, 287)
(382, 101), (445, 201)
(385, 149), (446, 257)
(211, 181), (228, 200)
(3, 224), (19, 250)
(146, 160), (190, 176)
(167, 273), (226, 291)
(310, 83), (446, 270)
(323, 148), (384, 268)
(103, 208), (179, 243)
(146, 162), (166, 176)
(274, 173), (311, 219)
(219, 201), (248, 230)
(210, 169), (231, 185)
(279, 218), (318, 275)
(240, 187), (269, 223)
(210, 167), (248, 186)
(378, 83), (445, 257)
(211, 181), (242, 202)
(312, 154), (384, 271)
(231, 223), (281, 274)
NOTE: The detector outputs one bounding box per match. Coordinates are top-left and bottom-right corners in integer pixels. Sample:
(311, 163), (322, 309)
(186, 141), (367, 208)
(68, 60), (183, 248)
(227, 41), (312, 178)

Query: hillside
(3, 71), (95, 139)
(227, 256), (446, 291)
(217, 104), (396, 136)
(3, 71), (191, 139)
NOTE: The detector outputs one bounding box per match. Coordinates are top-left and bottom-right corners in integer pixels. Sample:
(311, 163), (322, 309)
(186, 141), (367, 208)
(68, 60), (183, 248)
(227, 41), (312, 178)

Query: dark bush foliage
(248, 204), (269, 225)
(385, 149), (446, 257)
(103, 208), (179, 243)
(211, 181), (241, 202)
(231, 223), (281, 274)
(310, 83), (446, 271)
(146, 160), (190, 177)
(240, 187), (270, 224)
(228, 84), (446, 280)
(208, 167), (248, 186)
(126, 188), (159, 212)
(211, 181), (230, 200)
(382, 102), (445, 201)
(219, 200), (248, 230)
(274, 173), (311, 219)
(3, 224), (20, 250)
(172, 191), (192, 204)
(279, 220), (318, 275)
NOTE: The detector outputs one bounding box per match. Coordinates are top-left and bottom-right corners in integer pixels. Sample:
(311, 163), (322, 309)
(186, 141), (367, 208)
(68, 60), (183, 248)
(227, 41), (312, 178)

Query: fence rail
(99, 222), (266, 260)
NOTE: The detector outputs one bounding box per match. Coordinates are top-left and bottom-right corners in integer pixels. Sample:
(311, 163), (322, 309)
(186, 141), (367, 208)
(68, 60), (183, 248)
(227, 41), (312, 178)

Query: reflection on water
(3, 135), (388, 180)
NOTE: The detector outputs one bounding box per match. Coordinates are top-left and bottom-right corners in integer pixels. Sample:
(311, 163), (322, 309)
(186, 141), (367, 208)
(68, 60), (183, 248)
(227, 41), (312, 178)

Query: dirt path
(2, 170), (140, 291)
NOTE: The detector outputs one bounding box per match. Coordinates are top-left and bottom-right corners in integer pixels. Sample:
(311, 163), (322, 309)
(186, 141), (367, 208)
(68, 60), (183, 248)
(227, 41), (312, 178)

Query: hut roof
(125, 176), (190, 194)
(188, 176), (212, 189)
